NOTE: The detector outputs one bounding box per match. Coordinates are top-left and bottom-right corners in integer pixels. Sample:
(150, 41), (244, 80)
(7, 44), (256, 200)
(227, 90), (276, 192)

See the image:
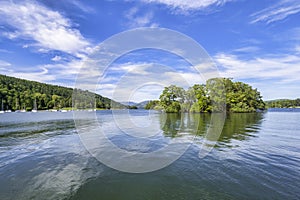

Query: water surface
(0, 109), (299, 199)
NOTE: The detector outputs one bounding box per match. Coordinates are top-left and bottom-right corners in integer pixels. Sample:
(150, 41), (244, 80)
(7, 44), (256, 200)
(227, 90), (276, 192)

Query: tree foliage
(144, 100), (160, 110)
(0, 74), (126, 111)
(145, 78), (265, 113)
(159, 85), (184, 113)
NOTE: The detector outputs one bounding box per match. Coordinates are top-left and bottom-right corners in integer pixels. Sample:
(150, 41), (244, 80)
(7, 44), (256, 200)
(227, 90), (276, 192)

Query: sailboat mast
(32, 97), (37, 112)
(16, 98), (19, 110)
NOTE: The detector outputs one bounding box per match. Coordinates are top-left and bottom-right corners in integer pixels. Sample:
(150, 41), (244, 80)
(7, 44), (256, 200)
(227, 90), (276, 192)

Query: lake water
(0, 109), (299, 199)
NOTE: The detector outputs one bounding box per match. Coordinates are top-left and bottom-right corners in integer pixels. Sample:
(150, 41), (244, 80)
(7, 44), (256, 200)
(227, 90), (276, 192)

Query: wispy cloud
(295, 45), (300, 53)
(251, 0), (300, 24)
(0, 0), (96, 88)
(233, 46), (260, 53)
(96, 62), (205, 102)
(68, 0), (96, 14)
(288, 27), (300, 41)
(0, 55), (88, 88)
(51, 56), (62, 62)
(141, 0), (232, 12)
(0, 1), (90, 55)
(0, 49), (13, 53)
(0, 60), (11, 68)
(124, 7), (159, 28)
(109, 62), (154, 75)
(214, 49), (300, 99)
(0, 66), (57, 83)
(215, 51), (300, 82)
(0, 60), (11, 71)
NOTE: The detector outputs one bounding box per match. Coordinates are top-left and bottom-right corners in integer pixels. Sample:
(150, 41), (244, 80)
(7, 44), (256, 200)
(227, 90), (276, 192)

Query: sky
(0, 0), (300, 102)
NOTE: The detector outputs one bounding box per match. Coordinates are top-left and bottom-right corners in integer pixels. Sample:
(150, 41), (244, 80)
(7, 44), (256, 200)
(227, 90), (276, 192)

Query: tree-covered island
(145, 78), (266, 113)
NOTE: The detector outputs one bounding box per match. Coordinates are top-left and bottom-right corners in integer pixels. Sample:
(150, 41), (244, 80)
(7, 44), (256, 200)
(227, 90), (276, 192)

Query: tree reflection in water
(160, 112), (264, 148)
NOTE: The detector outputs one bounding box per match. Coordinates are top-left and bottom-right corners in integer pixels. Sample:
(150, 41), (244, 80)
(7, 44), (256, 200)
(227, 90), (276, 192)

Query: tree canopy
(145, 78), (265, 113)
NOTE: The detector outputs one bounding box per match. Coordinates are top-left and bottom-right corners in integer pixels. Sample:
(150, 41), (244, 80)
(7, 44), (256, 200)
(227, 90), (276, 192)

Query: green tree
(159, 85), (185, 113)
(145, 100), (160, 110)
(206, 78), (226, 112)
(190, 84), (211, 112)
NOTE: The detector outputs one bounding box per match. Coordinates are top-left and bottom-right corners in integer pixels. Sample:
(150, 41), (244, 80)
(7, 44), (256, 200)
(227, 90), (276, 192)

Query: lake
(0, 109), (299, 200)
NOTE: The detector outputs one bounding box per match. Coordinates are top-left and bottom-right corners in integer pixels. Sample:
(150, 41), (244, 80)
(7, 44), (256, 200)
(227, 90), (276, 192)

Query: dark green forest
(0, 74), (125, 111)
(266, 99), (300, 108)
(145, 78), (266, 113)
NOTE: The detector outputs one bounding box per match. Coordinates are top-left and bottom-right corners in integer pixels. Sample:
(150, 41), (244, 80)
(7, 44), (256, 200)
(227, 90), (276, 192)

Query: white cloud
(110, 62), (153, 75)
(251, 0), (300, 24)
(233, 46), (260, 53)
(295, 45), (300, 53)
(288, 27), (300, 41)
(164, 71), (206, 85)
(215, 52), (300, 82)
(142, 0), (232, 12)
(0, 49), (12, 53)
(0, 60), (11, 68)
(128, 84), (164, 102)
(214, 51), (300, 99)
(0, 1), (90, 54)
(95, 62), (207, 102)
(68, 0), (95, 13)
(51, 55), (62, 62)
(125, 7), (159, 28)
(0, 1), (95, 88)
(0, 57), (87, 88)
(1, 67), (56, 83)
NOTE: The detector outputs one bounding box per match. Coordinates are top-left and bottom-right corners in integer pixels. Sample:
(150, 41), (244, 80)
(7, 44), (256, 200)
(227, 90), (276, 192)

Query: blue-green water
(0, 109), (299, 199)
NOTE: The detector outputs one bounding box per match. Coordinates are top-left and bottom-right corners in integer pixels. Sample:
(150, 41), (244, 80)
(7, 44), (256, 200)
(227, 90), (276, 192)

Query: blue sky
(0, 0), (300, 102)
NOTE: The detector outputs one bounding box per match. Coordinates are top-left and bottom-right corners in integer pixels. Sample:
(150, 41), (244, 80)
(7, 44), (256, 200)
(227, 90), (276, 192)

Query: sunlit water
(0, 109), (299, 199)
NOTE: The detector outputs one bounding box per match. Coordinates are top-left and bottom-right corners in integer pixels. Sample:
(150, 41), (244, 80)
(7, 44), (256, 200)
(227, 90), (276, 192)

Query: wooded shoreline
(1, 74), (298, 113)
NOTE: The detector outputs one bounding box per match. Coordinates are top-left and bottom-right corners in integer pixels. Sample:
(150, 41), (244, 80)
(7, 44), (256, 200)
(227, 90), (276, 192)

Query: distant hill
(265, 98), (300, 108)
(121, 101), (137, 106)
(0, 74), (126, 111)
(135, 100), (151, 109)
(120, 100), (151, 109)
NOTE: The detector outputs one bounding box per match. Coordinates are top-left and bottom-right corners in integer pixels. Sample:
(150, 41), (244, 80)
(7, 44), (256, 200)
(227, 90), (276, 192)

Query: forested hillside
(266, 99), (300, 108)
(0, 74), (125, 111)
(145, 78), (266, 113)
